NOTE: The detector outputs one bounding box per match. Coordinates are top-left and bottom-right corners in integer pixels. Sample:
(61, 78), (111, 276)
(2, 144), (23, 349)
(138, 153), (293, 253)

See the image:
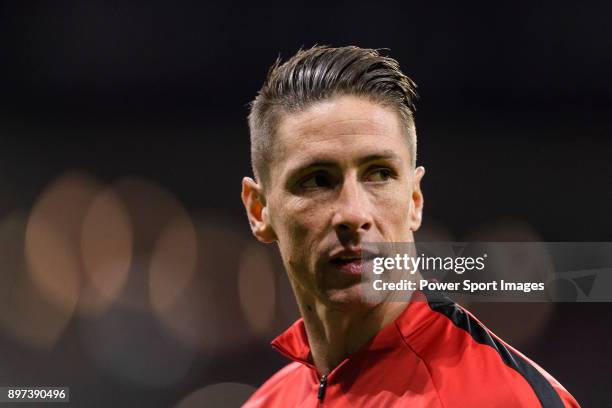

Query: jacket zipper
(317, 374), (328, 401)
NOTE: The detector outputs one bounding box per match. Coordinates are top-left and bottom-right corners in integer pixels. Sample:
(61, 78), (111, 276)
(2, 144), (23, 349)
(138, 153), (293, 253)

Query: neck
(294, 290), (408, 375)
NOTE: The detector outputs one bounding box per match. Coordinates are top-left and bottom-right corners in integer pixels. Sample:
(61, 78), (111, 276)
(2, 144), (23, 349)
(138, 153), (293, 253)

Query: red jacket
(244, 291), (579, 407)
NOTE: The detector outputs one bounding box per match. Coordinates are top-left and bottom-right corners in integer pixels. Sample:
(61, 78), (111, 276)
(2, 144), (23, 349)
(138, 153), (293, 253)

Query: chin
(322, 285), (379, 310)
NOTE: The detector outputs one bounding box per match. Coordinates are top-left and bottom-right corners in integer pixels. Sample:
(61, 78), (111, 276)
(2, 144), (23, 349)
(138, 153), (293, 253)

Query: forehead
(272, 95), (410, 174)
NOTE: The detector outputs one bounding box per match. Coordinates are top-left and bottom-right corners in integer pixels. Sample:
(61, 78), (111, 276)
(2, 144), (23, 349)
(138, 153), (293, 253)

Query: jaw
(287, 268), (378, 317)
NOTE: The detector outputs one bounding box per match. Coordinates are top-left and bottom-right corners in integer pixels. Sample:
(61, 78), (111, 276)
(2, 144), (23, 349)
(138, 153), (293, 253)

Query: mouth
(328, 249), (378, 276)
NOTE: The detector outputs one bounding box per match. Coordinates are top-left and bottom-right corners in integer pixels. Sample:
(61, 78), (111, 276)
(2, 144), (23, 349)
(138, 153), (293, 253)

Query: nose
(331, 177), (372, 241)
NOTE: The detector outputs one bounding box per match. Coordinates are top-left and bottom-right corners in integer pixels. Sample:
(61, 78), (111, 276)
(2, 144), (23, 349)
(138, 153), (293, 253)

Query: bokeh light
(191, 213), (251, 351)
(25, 172), (100, 313)
(148, 211), (213, 353)
(0, 212), (75, 349)
(153, 211), (252, 353)
(149, 213), (198, 312)
(112, 176), (189, 311)
(80, 186), (133, 315)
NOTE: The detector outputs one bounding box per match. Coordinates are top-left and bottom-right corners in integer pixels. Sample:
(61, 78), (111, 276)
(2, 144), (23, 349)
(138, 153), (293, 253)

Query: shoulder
(402, 293), (580, 407)
(242, 362), (309, 408)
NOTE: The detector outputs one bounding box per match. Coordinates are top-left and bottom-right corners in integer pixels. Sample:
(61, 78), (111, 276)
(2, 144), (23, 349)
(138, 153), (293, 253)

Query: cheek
(274, 203), (331, 284)
(272, 198), (328, 253)
(374, 191), (413, 236)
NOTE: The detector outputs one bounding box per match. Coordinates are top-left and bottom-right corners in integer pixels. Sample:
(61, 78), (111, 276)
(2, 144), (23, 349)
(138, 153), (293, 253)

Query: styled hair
(248, 45), (418, 185)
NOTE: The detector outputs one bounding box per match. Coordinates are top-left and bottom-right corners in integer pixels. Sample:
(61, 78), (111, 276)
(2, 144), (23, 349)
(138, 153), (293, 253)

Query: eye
(299, 173), (333, 189)
(364, 167), (395, 182)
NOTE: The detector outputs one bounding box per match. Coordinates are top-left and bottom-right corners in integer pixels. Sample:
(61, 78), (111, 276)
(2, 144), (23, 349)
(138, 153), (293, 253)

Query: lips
(328, 248), (378, 276)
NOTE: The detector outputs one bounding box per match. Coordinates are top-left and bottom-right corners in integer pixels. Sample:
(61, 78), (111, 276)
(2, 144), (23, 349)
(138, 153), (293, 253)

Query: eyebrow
(285, 149), (403, 178)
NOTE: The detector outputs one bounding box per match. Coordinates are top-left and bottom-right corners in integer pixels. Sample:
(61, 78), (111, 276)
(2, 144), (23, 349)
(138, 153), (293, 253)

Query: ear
(241, 177), (277, 243)
(409, 166), (425, 232)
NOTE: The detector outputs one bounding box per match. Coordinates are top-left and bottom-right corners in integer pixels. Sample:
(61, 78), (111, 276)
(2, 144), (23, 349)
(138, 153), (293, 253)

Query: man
(241, 46), (579, 407)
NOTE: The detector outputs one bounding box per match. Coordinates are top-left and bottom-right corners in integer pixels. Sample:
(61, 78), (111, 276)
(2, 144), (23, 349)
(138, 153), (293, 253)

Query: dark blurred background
(0, 1), (610, 406)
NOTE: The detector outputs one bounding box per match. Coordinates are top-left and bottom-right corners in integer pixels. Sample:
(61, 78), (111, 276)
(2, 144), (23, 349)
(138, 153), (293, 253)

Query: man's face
(247, 95), (424, 307)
